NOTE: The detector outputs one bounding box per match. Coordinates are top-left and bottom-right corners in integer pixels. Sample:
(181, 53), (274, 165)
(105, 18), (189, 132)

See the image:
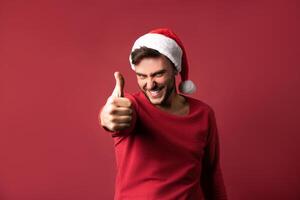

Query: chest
(135, 108), (210, 158)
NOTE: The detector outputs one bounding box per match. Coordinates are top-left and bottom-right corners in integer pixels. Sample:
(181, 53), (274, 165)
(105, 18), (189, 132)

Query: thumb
(112, 71), (125, 97)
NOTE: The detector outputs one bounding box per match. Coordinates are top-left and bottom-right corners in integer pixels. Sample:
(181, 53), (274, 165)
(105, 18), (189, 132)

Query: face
(135, 56), (177, 106)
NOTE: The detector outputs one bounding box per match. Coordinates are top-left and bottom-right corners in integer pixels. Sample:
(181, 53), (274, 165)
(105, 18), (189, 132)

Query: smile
(148, 88), (163, 98)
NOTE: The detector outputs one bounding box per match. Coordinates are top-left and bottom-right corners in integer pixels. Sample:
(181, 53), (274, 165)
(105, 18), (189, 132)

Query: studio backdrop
(0, 0), (299, 200)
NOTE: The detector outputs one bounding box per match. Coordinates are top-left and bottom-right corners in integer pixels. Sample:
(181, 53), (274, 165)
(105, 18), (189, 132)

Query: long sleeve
(200, 108), (227, 200)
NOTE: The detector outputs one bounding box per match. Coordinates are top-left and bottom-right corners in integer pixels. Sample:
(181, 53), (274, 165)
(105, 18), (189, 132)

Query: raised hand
(99, 72), (133, 132)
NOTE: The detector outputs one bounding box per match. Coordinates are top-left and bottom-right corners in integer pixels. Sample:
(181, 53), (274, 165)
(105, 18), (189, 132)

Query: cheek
(160, 76), (174, 86)
(137, 79), (145, 88)
(155, 77), (167, 84)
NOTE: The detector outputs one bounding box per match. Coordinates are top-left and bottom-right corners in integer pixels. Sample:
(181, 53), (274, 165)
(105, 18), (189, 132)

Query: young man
(99, 28), (227, 200)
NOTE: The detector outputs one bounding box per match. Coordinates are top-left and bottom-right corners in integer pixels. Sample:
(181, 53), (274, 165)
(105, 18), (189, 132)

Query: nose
(145, 78), (156, 90)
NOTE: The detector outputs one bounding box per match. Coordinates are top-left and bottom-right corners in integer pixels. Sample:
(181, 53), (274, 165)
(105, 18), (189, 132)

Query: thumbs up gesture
(99, 72), (133, 132)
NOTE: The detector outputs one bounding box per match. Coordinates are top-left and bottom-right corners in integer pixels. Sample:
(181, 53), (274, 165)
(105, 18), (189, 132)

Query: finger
(111, 115), (132, 123)
(110, 107), (133, 115)
(112, 97), (132, 108)
(111, 71), (125, 97)
(111, 123), (131, 131)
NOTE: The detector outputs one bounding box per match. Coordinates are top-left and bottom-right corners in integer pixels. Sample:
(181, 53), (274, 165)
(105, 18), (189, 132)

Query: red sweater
(104, 92), (227, 200)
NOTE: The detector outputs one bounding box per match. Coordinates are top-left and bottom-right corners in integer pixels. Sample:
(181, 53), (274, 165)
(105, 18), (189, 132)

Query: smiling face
(134, 55), (178, 106)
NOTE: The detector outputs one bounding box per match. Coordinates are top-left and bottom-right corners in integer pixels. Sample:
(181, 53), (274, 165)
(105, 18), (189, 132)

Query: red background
(0, 0), (299, 199)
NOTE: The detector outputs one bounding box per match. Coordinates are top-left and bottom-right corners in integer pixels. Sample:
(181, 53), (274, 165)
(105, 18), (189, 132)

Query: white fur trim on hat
(129, 33), (183, 72)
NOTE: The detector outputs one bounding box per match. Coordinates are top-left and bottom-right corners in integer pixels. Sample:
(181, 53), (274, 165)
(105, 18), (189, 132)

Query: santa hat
(129, 28), (196, 94)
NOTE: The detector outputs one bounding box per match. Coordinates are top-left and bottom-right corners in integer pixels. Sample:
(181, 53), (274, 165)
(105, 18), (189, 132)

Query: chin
(148, 97), (164, 105)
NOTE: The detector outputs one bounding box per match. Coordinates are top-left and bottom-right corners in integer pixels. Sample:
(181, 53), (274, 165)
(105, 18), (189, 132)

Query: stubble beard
(142, 77), (176, 106)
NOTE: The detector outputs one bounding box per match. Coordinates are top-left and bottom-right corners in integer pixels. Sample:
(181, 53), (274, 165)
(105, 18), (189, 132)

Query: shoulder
(124, 91), (142, 105)
(184, 95), (218, 121)
(184, 95), (214, 112)
(124, 91), (141, 100)
(123, 91), (145, 113)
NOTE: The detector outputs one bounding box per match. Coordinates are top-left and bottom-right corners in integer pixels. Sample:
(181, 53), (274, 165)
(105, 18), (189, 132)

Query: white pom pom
(179, 80), (196, 94)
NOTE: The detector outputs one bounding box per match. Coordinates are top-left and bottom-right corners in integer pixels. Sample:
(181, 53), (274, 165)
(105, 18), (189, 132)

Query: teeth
(151, 89), (160, 92)
(149, 89), (161, 97)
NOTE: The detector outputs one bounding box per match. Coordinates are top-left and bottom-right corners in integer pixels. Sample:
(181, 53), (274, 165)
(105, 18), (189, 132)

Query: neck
(156, 87), (181, 111)
(156, 90), (189, 116)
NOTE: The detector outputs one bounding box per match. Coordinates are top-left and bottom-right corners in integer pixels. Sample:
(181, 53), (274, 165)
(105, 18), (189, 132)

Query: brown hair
(131, 46), (162, 65)
(130, 47), (176, 70)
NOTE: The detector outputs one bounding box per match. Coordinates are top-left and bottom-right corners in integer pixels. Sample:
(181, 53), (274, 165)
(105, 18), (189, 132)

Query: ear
(172, 66), (179, 75)
(175, 69), (179, 75)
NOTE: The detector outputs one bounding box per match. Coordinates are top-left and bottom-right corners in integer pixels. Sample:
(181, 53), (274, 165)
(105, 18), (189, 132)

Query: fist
(99, 72), (134, 132)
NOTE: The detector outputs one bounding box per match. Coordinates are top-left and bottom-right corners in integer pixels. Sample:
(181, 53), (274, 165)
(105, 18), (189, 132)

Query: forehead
(134, 56), (174, 74)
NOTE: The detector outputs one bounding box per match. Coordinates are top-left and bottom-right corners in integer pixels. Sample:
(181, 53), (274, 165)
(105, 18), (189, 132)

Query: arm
(200, 108), (227, 200)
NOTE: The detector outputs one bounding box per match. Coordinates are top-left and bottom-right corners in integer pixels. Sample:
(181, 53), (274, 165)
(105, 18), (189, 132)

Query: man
(99, 28), (227, 200)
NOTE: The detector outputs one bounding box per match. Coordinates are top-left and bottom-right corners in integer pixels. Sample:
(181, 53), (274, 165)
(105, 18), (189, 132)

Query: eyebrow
(136, 69), (167, 77)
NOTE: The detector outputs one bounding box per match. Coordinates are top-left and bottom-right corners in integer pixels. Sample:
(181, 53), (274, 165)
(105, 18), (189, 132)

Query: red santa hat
(129, 28), (196, 94)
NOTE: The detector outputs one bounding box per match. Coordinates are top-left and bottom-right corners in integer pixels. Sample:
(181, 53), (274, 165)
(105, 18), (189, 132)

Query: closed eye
(152, 70), (166, 77)
(137, 74), (147, 79)
(155, 72), (163, 77)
